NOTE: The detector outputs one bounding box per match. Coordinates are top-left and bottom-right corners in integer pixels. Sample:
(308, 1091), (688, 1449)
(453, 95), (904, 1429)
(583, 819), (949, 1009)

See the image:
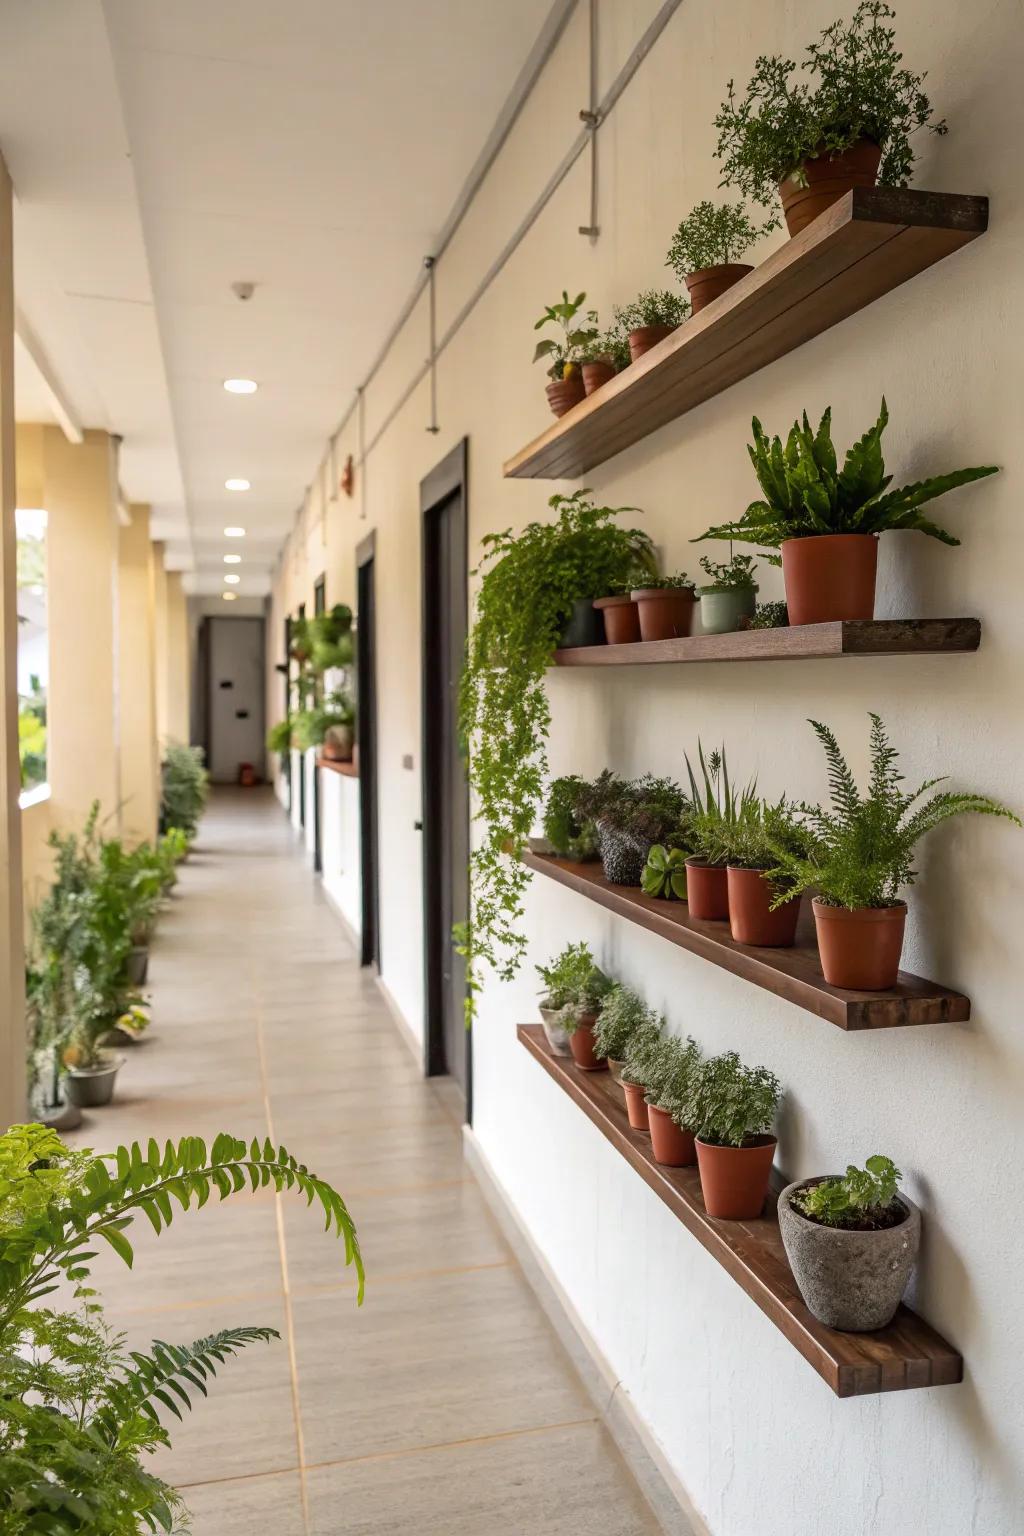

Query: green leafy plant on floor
(542, 775), (600, 862)
(641, 844), (689, 900)
(614, 289), (689, 334)
(532, 291), (598, 381)
(713, 2), (949, 228)
(457, 492), (655, 1016)
(666, 200), (763, 276)
(764, 713), (1020, 909)
(683, 1051), (781, 1147)
(159, 745), (209, 841)
(592, 984), (652, 1063)
(697, 552), (759, 593)
(693, 401), (998, 563)
(792, 1154), (902, 1228)
(0, 1123), (362, 1535)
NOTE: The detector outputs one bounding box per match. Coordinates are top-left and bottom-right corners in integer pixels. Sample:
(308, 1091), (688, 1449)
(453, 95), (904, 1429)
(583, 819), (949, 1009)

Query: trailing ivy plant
(666, 200), (763, 277)
(792, 1154), (903, 1229)
(458, 493), (655, 1016)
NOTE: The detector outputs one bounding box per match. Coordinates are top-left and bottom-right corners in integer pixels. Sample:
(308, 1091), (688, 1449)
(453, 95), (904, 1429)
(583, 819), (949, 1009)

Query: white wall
(319, 766), (361, 938)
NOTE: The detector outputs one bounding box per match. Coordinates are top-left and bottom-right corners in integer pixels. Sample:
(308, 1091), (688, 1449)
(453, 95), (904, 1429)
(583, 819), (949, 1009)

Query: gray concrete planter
(699, 585), (757, 634)
(779, 1177), (921, 1331)
(63, 1053), (125, 1109)
(538, 1004), (572, 1056)
(127, 944), (149, 986)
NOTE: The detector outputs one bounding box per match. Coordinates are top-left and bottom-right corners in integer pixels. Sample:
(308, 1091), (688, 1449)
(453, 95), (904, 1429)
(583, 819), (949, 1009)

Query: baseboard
(374, 973), (425, 1073)
(462, 1127), (710, 1536)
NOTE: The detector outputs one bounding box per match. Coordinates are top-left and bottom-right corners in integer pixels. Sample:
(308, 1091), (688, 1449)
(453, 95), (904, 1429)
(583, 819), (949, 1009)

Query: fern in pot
(686, 1051), (782, 1219)
(573, 771), (687, 888)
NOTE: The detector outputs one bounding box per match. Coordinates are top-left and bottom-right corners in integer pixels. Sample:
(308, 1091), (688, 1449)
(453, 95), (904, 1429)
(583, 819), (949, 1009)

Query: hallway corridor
(68, 790), (662, 1535)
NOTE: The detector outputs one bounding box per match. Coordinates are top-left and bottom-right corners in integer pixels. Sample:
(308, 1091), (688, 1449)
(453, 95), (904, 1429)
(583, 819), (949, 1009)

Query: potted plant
(645, 1034), (703, 1167)
(666, 200), (762, 313)
(641, 843), (689, 901)
(308, 604), (354, 673)
(541, 775), (600, 862)
(686, 1051), (781, 1219)
(573, 771), (686, 888)
(684, 745), (757, 920)
(592, 584), (642, 645)
(535, 941), (601, 1056)
(533, 291), (598, 416)
(741, 599), (789, 630)
(778, 1155), (920, 1330)
(579, 326), (630, 395)
(593, 983), (651, 1082)
(614, 290), (690, 362)
(700, 796), (807, 947)
(555, 944), (613, 1071)
(159, 743), (209, 841)
(766, 714), (1019, 988)
(619, 1016), (667, 1131)
(459, 492), (655, 1012)
(696, 553), (758, 633)
(267, 717), (293, 755)
(694, 402), (997, 626)
(713, 2), (949, 237)
(630, 573), (697, 642)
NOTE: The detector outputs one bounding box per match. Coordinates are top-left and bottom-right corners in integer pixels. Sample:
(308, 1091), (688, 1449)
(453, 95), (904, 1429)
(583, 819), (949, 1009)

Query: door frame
(420, 438), (470, 1112)
(312, 576), (326, 873)
(356, 532), (381, 969)
(296, 602), (306, 830)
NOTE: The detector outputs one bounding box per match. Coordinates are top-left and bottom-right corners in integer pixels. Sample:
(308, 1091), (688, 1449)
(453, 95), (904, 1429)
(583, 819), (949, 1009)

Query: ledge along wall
(269, 2), (1024, 1531)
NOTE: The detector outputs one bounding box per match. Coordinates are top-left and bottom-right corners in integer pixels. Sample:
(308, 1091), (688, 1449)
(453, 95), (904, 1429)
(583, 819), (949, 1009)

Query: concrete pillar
(118, 504), (158, 844)
(153, 542), (169, 748)
(166, 570), (190, 745)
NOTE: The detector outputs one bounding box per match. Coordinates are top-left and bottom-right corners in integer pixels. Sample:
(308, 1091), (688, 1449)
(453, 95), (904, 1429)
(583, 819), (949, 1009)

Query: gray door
(208, 617), (265, 782)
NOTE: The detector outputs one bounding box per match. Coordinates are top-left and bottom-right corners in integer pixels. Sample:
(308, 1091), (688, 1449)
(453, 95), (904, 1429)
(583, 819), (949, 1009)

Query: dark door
(421, 441), (470, 1110)
(312, 579), (325, 873)
(296, 602), (306, 830)
(356, 538), (380, 968)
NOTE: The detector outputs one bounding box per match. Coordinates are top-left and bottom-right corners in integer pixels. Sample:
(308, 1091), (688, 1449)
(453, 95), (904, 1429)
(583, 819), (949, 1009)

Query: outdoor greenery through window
(16, 508), (47, 799)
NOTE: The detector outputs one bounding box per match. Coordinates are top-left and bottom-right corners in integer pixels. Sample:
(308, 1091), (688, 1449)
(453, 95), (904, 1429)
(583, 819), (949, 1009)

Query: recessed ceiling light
(225, 477), (250, 492)
(224, 573), (241, 585)
(223, 553), (241, 564)
(224, 526), (246, 537)
(222, 591), (238, 601)
(223, 378), (258, 395)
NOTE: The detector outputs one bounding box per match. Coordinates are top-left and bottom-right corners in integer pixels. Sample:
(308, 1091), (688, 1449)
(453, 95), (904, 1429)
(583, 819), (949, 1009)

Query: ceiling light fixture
(223, 554), (241, 564)
(224, 574), (240, 585)
(225, 477), (250, 492)
(224, 526), (246, 537)
(223, 378), (258, 395)
(222, 591), (237, 601)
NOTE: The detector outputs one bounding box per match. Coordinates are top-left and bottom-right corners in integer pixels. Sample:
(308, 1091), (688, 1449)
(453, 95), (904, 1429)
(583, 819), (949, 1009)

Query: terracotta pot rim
(630, 586), (695, 601)
(685, 261), (755, 282)
(782, 1178), (914, 1235)
(592, 594), (636, 610)
(812, 898), (907, 920)
(684, 856), (726, 870)
(780, 532), (877, 548)
(782, 136), (881, 179)
(695, 1133), (777, 1152)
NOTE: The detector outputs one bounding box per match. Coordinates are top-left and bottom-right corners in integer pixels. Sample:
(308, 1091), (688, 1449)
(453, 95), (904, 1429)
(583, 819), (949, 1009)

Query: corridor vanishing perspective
(67, 791), (663, 1536)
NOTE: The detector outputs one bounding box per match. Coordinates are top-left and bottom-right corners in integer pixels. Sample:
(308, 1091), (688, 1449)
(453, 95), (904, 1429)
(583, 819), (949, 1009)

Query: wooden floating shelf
(554, 618), (981, 667)
(504, 188), (988, 481)
(518, 1025), (962, 1397)
(522, 850), (969, 1031)
(317, 757), (359, 779)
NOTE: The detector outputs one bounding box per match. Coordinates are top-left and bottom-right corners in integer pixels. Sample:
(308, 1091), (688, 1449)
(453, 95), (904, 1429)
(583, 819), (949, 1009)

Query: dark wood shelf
(518, 1025), (962, 1396)
(554, 618), (980, 667)
(522, 851), (969, 1031)
(504, 188), (987, 481)
(317, 757), (359, 779)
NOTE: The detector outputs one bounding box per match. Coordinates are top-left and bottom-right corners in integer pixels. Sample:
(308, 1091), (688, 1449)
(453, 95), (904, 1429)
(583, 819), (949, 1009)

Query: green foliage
(641, 844), (689, 900)
(695, 400), (998, 565)
(684, 1051), (781, 1147)
(542, 775), (599, 861)
(714, 2), (948, 228)
(697, 796), (809, 886)
(579, 324), (631, 371)
(633, 572), (695, 592)
(309, 605), (355, 673)
(685, 744), (758, 864)
(793, 1154), (901, 1227)
(267, 718), (293, 753)
(666, 200), (763, 276)
(765, 713), (1020, 910)
(592, 984), (652, 1061)
(573, 771), (686, 845)
(745, 600), (789, 629)
(619, 1016), (668, 1090)
(534, 942), (611, 1028)
(18, 675), (47, 792)
(614, 289), (689, 332)
(698, 552), (759, 592)
(649, 1035), (704, 1128)
(291, 691), (355, 752)
(159, 744), (208, 840)
(457, 493), (656, 1015)
(532, 291), (598, 381)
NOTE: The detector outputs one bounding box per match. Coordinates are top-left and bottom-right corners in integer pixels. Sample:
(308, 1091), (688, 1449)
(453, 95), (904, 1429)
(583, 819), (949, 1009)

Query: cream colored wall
(270, 5), (1024, 1530)
(118, 504), (158, 844)
(165, 571), (190, 746)
(153, 544), (169, 747)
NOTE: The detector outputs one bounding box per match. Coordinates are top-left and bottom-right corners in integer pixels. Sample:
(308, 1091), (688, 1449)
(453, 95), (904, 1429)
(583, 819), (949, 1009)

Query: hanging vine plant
(457, 490), (656, 1017)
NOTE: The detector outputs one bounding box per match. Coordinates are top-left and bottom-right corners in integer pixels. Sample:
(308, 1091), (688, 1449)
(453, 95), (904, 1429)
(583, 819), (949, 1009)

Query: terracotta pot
(779, 139), (882, 237)
(568, 1014), (606, 1071)
(630, 587), (695, 642)
(648, 1104), (697, 1167)
(622, 1080), (650, 1131)
(546, 374), (586, 417)
(727, 867), (800, 948)
(813, 898), (906, 990)
(593, 594), (641, 645)
(582, 360), (616, 395)
(685, 263), (754, 314)
(684, 858), (729, 921)
(559, 596), (604, 649)
(696, 1135), (777, 1220)
(627, 324), (675, 363)
(781, 534), (878, 625)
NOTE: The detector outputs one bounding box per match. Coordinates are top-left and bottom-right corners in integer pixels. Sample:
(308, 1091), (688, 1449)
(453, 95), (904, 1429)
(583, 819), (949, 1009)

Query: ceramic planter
(696, 1135), (777, 1220)
(779, 1179), (921, 1330)
(546, 374), (585, 417)
(621, 1080), (649, 1131)
(559, 597), (604, 649)
(726, 867), (800, 948)
(699, 584), (757, 634)
(648, 1104), (697, 1167)
(582, 360), (616, 395)
(781, 534), (878, 625)
(593, 594), (641, 645)
(627, 324), (675, 362)
(630, 587), (695, 642)
(539, 1004), (572, 1057)
(323, 723), (354, 761)
(684, 858), (729, 921)
(684, 263), (754, 314)
(599, 824), (650, 887)
(779, 139), (882, 237)
(63, 1053), (125, 1109)
(126, 944), (149, 986)
(567, 1012), (606, 1072)
(813, 899), (906, 990)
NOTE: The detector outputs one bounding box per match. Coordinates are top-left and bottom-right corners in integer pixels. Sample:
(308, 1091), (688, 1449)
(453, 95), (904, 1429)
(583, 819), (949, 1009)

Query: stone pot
(323, 723), (354, 762)
(647, 1104), (697, 1167)
(684, 262), (754, 314)
(598, 824), (650, 887)
(813, 899), (907, 990)
(779, 139), (883, 237)
(621, 1080), (649, 1131)
(684, 858), (729, 921)
(696, 1135), (777, 1220)
(781, 534), (878, 625)
(699, 584), (757, 634)
(546, 374), (586, 417)
(727, 867), (800, 948)
(126, 944), (149, 986)
(538, 1004), (572, 1057)
(567, 1012), (606, 1072)
(63, 1053), (125, 1109)
(778, 1178), (921, 1331)
(630, 587), (695, 642)
(627, 324), (676, 362)
(593, 594), (641, 645)
(582, 360), (616, 395)
(559, 597), (604, 649)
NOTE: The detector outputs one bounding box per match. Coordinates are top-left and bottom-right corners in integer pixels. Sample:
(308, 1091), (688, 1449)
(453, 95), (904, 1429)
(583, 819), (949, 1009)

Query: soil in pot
(582, 360), (616, 395)
(648, 1104), (697, 1167)
(813, 899), (906, 990)
(559, 597), (604, 649)
(727, 867), (800, 947)
(781, 534), (878, 625)
(684, 858), (729, 921)
(779, 139), (882, 237)
(539, 1005), (572, 1057)
(696, 1135), (777, 1220)
(685, 263), (754, 314)
(778, 1179), (921, 1330)
(567, 1014), (606, 1072)
(126, 944), (149, 986)
(593, 594), (641, 645)
(622, 1080), (649, 1131)
(63, 1054), (125, 1109)
(546, 374), (586, 417)
(627, 324), (675, 362)
(599, 825), (650, 887)
(631, 587), (695, 642)
(699, 585), (757, 634)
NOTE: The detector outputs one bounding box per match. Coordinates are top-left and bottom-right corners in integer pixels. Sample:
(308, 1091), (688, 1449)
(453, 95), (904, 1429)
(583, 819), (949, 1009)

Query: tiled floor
(67, 789), (662, 1535)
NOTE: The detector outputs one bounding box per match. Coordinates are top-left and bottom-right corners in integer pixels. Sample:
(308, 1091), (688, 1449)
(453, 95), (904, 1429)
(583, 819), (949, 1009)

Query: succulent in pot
(694, 401), (998, 625)
(685, 1051), (781, 1219)
(533, 290), (598, 416)
(713, 2), (949, 236)
(641, 843), (689, 902)
(684, 744), (757, 921)
(614, 290), (690, 363)
(697, 552), (758, 633)
(665, 200), (762, 313)
(573, 771), (687, 888)
(619, 1016), (667, 1132)
(542, 775), (600, 863)
(644, 1034), (703, 1167)
(765, 714), (1019, 989)
(779, 1155), (920, 1330)
(630, 573), (697, 642)
(593, 984), (652, 1084)
(699, 796), (808, 947)
(556, 944), (614, 1071)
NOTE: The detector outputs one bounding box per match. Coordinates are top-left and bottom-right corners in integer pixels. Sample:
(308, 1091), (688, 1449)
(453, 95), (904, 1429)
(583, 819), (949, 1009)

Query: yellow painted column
(152, 542), (169, 749)
(118, 504), (158, 844)
(166, 570), (191, 745)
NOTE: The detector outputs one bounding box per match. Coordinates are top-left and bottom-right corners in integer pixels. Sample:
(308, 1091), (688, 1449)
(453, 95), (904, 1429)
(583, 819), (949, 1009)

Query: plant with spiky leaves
(685, 744), (758, 866)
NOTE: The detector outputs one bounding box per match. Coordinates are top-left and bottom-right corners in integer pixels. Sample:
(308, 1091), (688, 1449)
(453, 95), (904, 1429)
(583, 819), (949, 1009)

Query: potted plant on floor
(684, 744), (757, 920)
(555, 943), (613, 1071)
(620, 1016), (667, 1131)
(700, 796), (808, 947)
(713, 2), (949, 237)
(542, 775), (600, 863)
(687, 1051), (781, 1219)
(697, 553), (759, 633)
(693, 402), (998, 625)
(533, 291), (598, 416)
(593, 983), (651, 1082)
(573, 771), (687, 888)
(765, 714), (1019, 988)
(779, 1155), (920, 1329)
(614, 290), (690, 362)
(666, 200), (762, 313)
(645, 1034), (704, 1167)
(630, 573), (697, 642)
(535, 941), (604, 1056)
(160, 743), (209, 842)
